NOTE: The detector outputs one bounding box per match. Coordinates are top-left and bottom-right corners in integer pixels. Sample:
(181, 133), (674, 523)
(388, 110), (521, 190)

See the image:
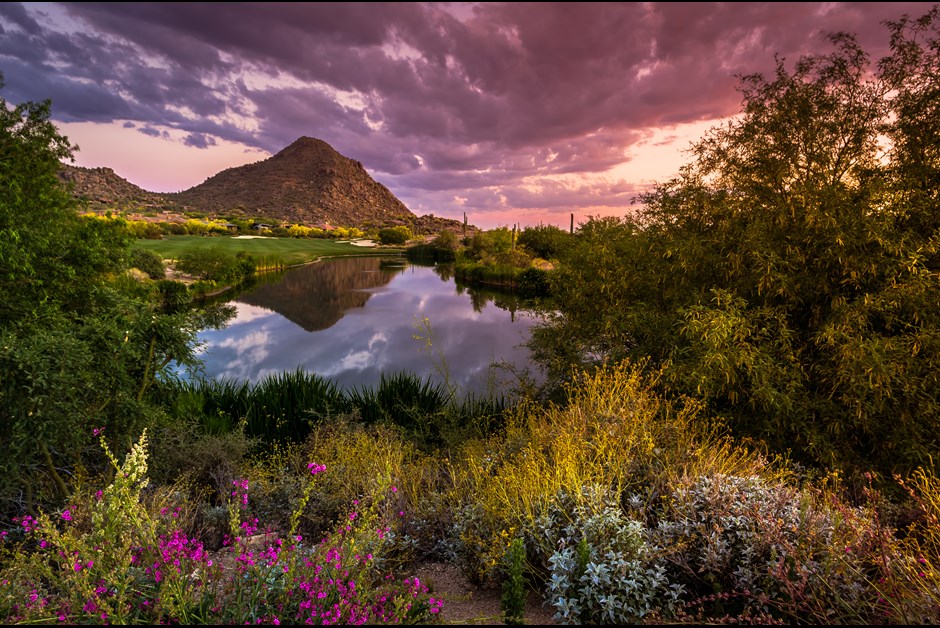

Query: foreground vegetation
(3, 365), (940, 624)
(3, 9), (940, 625)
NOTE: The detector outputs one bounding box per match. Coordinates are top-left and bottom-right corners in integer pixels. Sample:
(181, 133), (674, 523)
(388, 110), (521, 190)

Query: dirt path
(414, 561), (557, 625)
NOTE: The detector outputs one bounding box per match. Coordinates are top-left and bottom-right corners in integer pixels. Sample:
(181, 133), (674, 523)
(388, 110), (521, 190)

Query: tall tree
(539, 10), (940, 478)
(0, 77), (220, 512)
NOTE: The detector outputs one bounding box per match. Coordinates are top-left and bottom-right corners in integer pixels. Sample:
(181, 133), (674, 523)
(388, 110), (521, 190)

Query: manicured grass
(134, 235), (401, 266)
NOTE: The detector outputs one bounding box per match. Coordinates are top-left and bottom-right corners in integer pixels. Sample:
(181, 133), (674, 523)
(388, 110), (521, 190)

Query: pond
(188, 256), (544, 395)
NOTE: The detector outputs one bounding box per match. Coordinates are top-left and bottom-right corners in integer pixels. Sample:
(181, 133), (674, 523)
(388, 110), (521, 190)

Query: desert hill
(168, 137), (414, 226)
(58, 163), (168, 210)
(57, 137), (455, 230)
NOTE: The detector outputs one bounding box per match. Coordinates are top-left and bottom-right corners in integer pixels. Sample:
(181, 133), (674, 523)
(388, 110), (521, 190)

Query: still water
(191, 256), (543, 394)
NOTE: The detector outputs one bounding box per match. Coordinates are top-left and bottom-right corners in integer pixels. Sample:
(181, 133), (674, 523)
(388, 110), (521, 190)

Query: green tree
(0, 76), (225, 513)
(537, 11), (940, 478)
(378, 225), (412, 245)
(464, 227), (513, 260)
(177, 245), (255, 283)
(129, 248), (166, 279)
(517, 224), (571, 259)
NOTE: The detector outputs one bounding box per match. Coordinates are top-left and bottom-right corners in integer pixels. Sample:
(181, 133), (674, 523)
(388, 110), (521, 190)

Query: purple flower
(61, 510), (72, 521)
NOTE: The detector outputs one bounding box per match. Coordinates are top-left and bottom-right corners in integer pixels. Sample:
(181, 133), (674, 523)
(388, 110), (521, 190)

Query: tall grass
(252, 253), (288, 272)
(347, 372), (450, 427)
(348, 372), (508, 448)
(176, 369), (348, 442)
(170, 369), (507, 448)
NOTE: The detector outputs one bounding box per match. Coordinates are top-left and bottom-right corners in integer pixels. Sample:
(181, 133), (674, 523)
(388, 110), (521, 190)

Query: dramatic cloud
(0, 2), (934, 228)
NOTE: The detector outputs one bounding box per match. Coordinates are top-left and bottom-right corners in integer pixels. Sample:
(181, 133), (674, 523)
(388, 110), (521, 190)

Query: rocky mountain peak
(58, 137), (418, 227)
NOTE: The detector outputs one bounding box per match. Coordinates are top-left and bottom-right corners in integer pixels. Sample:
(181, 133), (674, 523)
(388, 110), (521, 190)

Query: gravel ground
(414, 561), (557, 625)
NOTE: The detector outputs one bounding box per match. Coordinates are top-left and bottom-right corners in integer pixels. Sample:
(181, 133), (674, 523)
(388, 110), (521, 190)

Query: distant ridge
(58, 163), (166, 209)
(168, 137), (415, 225)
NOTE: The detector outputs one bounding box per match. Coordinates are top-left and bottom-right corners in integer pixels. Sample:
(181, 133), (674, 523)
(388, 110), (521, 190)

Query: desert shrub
(891, 468), (940, 623)
(182, 218), (209, 235)
(160, 221), (187, 235)
(155, 279), (192, 313)
(378, 226), (413, 245)
(517, 267), (550, 297)
(433, 230), (458, 249)
(517, 224), (571, 259)
(406, 230), (459, 262)
(148, 415), (258, 511)
(129, 248), (165, 279)
(125, 219), (165, 239)
(543, 485), (683, 624)
(444, 362), (712, 584)
(176, 246), (254, 284)
(287, 224), (311, 238)
(463, 227), (512, 259)
(651, 472), (918, 624)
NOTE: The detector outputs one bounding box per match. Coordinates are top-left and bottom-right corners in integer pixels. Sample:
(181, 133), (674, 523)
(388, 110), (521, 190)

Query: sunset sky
(2, 2), (935, 229)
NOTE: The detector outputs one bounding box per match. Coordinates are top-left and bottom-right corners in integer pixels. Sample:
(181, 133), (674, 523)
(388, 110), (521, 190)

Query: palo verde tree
(540, 9), (940, 478)
(0, 76), (221, 513)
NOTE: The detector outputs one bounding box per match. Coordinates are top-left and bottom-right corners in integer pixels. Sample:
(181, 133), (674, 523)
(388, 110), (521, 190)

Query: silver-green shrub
(541, 485), (683, 624)
(653, 473), (886, 622)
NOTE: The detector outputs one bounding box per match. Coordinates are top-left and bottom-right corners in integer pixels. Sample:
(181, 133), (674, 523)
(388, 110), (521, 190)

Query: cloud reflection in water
(196, 258), (542, 394)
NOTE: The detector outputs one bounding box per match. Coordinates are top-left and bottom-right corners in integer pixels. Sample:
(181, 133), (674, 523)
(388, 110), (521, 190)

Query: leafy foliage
(129, 248), (165, 279)
(536, 11), (940, 478)
(378, 225), (413, 245)
(176, 246), (256, 284)
(0, 76), (221, 514)
(500, 537), (527, 625)
(517, 224), (571, 260)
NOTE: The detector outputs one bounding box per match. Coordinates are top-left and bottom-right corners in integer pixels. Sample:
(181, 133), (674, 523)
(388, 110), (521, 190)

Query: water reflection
(239, 257), (403, 332)
(194, 257), (542, 394)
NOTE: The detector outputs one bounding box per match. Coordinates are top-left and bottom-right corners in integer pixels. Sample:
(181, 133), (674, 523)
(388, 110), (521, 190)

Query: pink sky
(1, 2), (935, 229)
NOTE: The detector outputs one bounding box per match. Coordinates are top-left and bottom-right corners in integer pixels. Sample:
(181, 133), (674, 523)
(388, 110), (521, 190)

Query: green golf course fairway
(134, 235), (401, 266)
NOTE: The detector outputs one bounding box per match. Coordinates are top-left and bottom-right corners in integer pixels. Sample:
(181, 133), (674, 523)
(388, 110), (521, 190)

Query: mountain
(168, 137), (415, 225)
(58, 137), (422, 227)
(58, 163), (168, 210)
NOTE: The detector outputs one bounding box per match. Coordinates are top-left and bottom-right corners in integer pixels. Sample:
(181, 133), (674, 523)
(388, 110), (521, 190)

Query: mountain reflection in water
(193, 257), (542, 394)
(239, 257), (403, 332)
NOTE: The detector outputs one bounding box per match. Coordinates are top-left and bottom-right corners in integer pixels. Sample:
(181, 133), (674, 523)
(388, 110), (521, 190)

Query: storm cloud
(1, 2), (934, 226)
